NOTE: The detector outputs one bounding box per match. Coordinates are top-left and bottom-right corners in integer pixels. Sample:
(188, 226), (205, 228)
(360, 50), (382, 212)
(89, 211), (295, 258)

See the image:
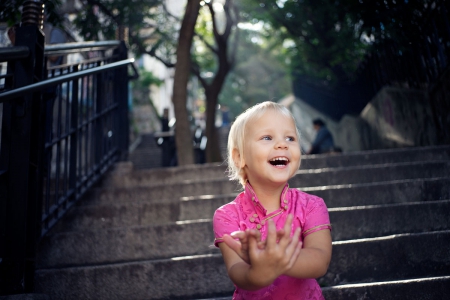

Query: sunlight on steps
(34, 145), (450, 299)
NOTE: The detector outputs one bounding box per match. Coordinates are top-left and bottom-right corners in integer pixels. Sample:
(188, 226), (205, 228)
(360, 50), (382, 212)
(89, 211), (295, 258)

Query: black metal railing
(0, 19), (138, 294)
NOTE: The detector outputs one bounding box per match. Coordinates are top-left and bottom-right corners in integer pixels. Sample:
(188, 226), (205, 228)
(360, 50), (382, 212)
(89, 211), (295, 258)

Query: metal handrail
(0, 46), (30, 62)
(0, 41), (121, 62)
(44, 40), (121, 56)
(0, 58), (137, 102)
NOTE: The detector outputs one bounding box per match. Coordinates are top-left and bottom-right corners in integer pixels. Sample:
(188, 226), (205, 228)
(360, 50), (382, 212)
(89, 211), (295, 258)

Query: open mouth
(269, 157), (289, 167)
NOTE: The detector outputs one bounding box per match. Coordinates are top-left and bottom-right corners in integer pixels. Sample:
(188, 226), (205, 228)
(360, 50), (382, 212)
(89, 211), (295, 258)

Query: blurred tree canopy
(218, 22), (292, 117)
(239, 0), (436, 84)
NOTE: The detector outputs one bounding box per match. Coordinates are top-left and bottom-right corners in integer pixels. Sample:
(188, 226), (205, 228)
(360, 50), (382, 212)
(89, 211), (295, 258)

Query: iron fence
(0, 22), (138, 294)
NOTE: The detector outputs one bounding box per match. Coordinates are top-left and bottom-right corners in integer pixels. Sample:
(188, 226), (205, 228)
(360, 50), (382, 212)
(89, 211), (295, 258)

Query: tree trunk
(172, 0), (201, 166)
(201, 0), (237, 163)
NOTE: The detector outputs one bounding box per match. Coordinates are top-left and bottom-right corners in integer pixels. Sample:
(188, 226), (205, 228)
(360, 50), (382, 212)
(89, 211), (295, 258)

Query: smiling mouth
(269, 157), (289, 167)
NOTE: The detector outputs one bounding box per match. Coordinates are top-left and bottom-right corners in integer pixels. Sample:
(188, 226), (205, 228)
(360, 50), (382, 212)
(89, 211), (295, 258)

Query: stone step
(291, 160), (450, 189)
(128, 134), (163, 170)
(182, 177), (450, 219)
(196, 276), (450, 300)
(101, 161), (228, 189)
(105, 145), (450, 188)
(38, 200), (450, 268)
(35, 254), (233, 300)
(301, 145), (450, 170)
(329, 199), (450, 241)
(321, 276), (450, 300)
(37, 220), (216, 269)
(51, 192), (237, 232)
(34, 230), (450, 299)
(322, 230), (450, 286)
(304, 177), (450, 208)
(54, 177), (449, 233)
(86, 161), (450, 205)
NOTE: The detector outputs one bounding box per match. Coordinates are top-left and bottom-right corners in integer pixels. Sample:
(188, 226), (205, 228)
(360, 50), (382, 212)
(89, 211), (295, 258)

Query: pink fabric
(213, 183), (331, 300)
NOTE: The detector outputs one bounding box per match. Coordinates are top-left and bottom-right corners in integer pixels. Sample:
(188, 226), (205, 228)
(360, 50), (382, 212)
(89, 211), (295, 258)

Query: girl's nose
(275, 139), (288, 149)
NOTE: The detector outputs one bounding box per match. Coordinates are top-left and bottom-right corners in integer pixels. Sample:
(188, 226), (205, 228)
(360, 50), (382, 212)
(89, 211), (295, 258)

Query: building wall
(142, 0), (186, 120)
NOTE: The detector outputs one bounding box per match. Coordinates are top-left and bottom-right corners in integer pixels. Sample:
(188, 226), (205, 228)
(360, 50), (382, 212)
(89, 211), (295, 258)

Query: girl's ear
(232, 148), (245, 169)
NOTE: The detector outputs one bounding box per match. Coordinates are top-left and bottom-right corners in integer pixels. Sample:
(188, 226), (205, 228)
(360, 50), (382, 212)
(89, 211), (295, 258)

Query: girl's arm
(219, 215), (302, 290)
(283, 229), (332, 279)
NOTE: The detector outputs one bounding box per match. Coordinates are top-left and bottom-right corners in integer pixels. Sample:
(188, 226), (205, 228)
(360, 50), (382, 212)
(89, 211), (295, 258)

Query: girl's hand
(223, 229), (262, 264)
(223, 225), (289, 264)
(246, 214), (302, 287)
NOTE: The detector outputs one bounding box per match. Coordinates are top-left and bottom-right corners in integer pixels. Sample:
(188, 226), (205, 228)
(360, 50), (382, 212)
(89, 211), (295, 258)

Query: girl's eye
(262, 136), (272, 140)
(286, 136), (295, 142)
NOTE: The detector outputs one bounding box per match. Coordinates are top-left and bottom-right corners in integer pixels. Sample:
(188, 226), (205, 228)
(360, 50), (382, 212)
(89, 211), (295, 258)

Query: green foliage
(1, 0), (63, 27)
(192, 5), (217, 75)
(135, 68), (163, 89)
(73, 4), (114, 40)
(131, 67), (163, 105)
(238, 0), (434, 84)
(238, 0), (368, 83)
(218, 23), (292, 117)
(72, 0), (169, 52)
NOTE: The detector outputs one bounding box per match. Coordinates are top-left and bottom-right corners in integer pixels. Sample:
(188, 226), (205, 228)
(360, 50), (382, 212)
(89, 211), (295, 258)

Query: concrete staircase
(33, 146), (450, 299)
(129, 133), (163, 169)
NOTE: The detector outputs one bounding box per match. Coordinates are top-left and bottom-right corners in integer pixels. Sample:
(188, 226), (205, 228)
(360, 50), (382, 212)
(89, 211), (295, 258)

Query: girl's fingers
(231, 231), (248, 250)
(288, 240), (303, 268)
(222, 234), (242, 254)
(285, 227), (302, 257)
(278, 214), (294, 248)
(265, 219), (278, 248)
(247, 232), (260, 259)
(247, 228), (262, 243)
(248, 229), (265, 249)
(276, 228), (286, 240)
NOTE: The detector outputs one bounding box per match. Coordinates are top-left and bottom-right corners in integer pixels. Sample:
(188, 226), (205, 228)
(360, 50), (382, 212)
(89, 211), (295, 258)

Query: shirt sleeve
(213, 203), (241, 247)
(302, 195), (332, 238)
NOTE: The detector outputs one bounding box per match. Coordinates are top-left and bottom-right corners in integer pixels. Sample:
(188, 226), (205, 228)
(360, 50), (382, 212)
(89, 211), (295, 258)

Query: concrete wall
(360, 87), (438, 150)
(288, 86), (439, 153)
(429, 66), (450, 145)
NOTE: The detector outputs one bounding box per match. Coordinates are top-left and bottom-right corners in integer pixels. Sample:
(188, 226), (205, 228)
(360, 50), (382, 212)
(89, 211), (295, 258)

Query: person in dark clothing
(159, 108), (176, 167)
(307, 119), (335, 154)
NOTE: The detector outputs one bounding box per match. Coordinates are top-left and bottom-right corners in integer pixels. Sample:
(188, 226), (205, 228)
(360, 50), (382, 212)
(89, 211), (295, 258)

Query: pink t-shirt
(213, 183), (331, 300)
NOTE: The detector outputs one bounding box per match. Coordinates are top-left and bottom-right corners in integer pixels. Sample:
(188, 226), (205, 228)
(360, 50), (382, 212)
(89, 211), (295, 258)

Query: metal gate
(0, 18), (138, 294)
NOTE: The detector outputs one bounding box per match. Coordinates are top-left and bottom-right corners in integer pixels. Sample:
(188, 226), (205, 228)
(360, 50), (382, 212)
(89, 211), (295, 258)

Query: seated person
(307, 119), (335, 154)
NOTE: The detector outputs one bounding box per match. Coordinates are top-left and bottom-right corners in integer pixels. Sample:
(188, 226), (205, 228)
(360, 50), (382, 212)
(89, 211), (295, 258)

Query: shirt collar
(244, 181), (290, 215)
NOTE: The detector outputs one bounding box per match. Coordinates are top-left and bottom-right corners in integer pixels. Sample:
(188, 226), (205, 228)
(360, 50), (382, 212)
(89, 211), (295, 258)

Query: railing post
(68, 65), (79, 212)
(0, 1), (46, 294)
(113, 41), (129, 161)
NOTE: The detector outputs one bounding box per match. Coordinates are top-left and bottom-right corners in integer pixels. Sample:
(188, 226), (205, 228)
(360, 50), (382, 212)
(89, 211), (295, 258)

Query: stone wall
(290, 86), (440, 153)
(359, 87), (438, 149)
(429, 66), (450, 145)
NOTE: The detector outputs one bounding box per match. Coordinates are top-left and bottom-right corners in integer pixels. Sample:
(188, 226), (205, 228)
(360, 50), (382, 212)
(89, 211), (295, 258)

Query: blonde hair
(227, 101), (301, 187)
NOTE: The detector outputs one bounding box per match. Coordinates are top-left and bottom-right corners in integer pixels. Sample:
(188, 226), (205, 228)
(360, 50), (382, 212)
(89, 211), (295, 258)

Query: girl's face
(238, 109), (301, 189)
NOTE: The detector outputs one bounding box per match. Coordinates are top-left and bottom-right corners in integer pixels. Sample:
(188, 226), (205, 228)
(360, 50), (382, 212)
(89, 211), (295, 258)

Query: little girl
(213, 101), (332, 299)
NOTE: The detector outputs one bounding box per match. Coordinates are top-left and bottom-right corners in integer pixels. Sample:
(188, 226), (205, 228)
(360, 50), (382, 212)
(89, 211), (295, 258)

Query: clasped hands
(222, 214), (302, 287)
